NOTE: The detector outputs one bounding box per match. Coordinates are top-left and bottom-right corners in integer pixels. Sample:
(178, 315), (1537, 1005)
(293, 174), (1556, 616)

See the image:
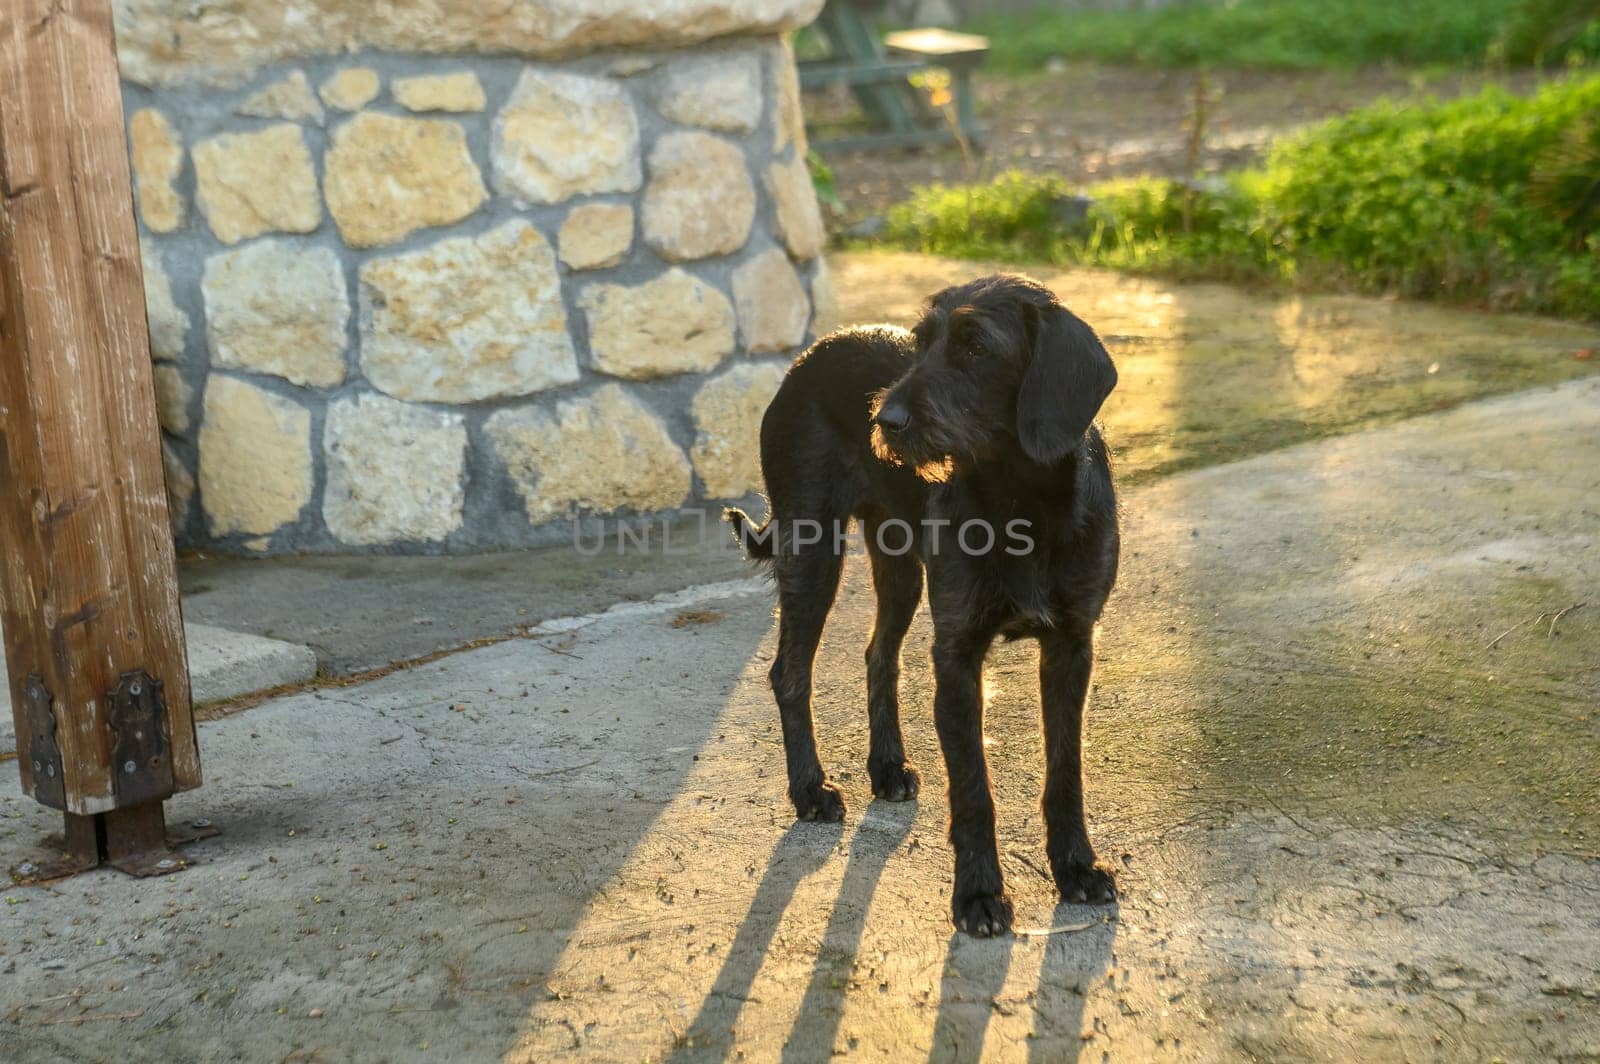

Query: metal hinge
(22, 673), (65, 810)
(107, 669), (174, 805)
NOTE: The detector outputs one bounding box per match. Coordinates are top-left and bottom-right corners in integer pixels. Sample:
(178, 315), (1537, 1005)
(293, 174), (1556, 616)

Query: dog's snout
(875, 400), (912, 434)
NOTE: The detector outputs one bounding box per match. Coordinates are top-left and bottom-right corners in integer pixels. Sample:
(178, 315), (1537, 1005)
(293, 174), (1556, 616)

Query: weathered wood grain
(0, 0), (198, 814)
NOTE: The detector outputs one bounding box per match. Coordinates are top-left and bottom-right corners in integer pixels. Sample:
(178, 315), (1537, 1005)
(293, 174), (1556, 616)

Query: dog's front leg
(1039, 625), (1117, 903)
(932, 631), (1012, 936)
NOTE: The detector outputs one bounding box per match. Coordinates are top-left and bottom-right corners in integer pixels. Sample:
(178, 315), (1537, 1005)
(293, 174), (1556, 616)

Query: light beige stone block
(765, 152), (826, 260)
(641, 131), (755, 261)
(492, 69), (640, 205)
(320, 67), (381, 111)
(690, 362), (786, 498)
(202, 241), (349, 388)
(558, 203), (634, 270)
(129, 108), (185, 232)
(162, 440), (194, 530)
(236, 71), (325, 124)
(658, 53), (762, 132)
(192, 124), (321, 245)
(772, 36), (807, 155)
(392, 71), (486, 112)
(732, 247), (809, 353)
(360, 220), (578, 403)
(199, 376), (313, 536)
(324, 112), (487, 248)
(323, 393), (467, 545)
(114, 0), (827, 87)
(580, 268), (735, 380)
(140, 239), (189, 363)
(152, 364), (192, 435)
(487, 385), (691, 523)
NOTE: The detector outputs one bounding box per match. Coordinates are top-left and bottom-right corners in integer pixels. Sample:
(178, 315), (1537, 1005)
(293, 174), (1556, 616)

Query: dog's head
(871, 274), (1117, 479)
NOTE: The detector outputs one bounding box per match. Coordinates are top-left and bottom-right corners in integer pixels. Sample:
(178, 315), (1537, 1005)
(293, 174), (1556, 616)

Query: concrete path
(177, 515), (745, 677)
(0, 623), (317, 753)
(2, 379), (1597, 1062)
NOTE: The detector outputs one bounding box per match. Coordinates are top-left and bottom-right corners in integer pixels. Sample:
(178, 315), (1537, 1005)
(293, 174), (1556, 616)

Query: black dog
(726, 274), (1121, 937)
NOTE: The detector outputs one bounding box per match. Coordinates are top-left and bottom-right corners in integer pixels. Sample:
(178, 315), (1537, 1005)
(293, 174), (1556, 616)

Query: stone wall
(119, 2), (832, 553)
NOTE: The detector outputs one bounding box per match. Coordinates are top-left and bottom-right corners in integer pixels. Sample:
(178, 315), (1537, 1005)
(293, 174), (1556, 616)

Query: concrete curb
(0, 622), (318, 754)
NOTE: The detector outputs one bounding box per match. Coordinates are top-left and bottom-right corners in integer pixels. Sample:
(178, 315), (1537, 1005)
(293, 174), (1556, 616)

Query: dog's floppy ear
(1016, 302), (1117, 464)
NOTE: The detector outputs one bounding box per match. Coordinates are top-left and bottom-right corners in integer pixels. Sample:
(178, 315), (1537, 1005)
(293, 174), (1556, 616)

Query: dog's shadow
(667, 802), (915, 1063)
(667, 806), (1115, 1063)
(1024, 901), (1118, 1062)
(926, 899), (1118, 1063)
(779, 804), (916, 1062)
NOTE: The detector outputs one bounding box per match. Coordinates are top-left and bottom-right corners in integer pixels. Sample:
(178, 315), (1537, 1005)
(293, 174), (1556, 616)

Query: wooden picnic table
(799, 0), (988, 152)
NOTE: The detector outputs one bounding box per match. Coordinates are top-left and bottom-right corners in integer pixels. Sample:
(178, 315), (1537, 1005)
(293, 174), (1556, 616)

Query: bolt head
(123, 760), (137, 774)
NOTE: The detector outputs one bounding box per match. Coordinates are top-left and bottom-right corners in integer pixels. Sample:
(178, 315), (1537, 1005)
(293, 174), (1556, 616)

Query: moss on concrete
(1088, 564), (1599, 852)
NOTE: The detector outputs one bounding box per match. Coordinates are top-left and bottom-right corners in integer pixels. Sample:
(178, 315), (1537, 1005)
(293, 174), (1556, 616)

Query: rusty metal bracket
(21, 673), (65, 810)
(9, 667), (213, 884)
(102, 803), (216, 877)
(107, 668), (174, 806)
(10, 807), (219, 884)
(9, 812), (100, 883)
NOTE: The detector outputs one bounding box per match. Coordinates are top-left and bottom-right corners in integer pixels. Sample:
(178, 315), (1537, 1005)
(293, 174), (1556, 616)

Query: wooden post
(0, 0), (204, 878)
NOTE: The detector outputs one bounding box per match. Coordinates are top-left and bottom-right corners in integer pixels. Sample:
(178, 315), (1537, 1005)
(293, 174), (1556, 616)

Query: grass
(878, 74), (1600, 321)
(966, 0), (1600, 72)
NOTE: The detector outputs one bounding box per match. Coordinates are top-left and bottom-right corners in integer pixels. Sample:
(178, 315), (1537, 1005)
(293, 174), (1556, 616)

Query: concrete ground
(176, 515), (745, 678)
(2, 376), (1596, 1062)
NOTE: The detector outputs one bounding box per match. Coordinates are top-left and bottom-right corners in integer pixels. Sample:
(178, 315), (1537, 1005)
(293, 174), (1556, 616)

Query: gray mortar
(128, 39), (813, 556)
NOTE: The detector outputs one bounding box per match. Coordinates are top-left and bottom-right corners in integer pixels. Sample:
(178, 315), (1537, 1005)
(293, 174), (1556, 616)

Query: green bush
(1497, 0), (1600, 64)
(881, 75), (1600, 319)
(876, 171), (1078, 259)
(968, 0), (1598, 72)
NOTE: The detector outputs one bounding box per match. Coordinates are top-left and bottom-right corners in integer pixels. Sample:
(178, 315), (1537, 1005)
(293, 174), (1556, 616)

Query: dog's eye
(945, 311), (994, 364)
(945, 326), (979, 361)
(949, 336), (985, 363)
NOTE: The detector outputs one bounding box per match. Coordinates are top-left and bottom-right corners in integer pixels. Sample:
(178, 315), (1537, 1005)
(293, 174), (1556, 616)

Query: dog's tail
(724, 507), (776, 562)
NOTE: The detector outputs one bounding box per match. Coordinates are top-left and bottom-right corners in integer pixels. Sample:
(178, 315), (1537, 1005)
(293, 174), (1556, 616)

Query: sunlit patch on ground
(830, 251), (1600, 486)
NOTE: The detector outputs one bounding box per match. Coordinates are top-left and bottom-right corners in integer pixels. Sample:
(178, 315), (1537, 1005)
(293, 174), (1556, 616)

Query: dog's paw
(1053, 861), (1117, 904)
(869, 760), (921, 802)
(791, 780), (846, 823)
(952, 891), (1014, 938)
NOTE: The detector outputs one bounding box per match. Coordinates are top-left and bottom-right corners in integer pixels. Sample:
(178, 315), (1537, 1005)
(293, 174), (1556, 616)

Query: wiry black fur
(726, 275), (1122, 937)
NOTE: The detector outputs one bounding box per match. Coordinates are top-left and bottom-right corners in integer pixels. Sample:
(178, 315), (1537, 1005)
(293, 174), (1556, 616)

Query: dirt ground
(2, 258), (1597, 1061)
(813, 63), (1558, 224)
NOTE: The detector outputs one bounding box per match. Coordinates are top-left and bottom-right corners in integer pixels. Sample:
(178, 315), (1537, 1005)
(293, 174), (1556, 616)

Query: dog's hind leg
(770, 544), (847, 822)
(862, 517), (923, 801)
(1039, 623), (1117, 903)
